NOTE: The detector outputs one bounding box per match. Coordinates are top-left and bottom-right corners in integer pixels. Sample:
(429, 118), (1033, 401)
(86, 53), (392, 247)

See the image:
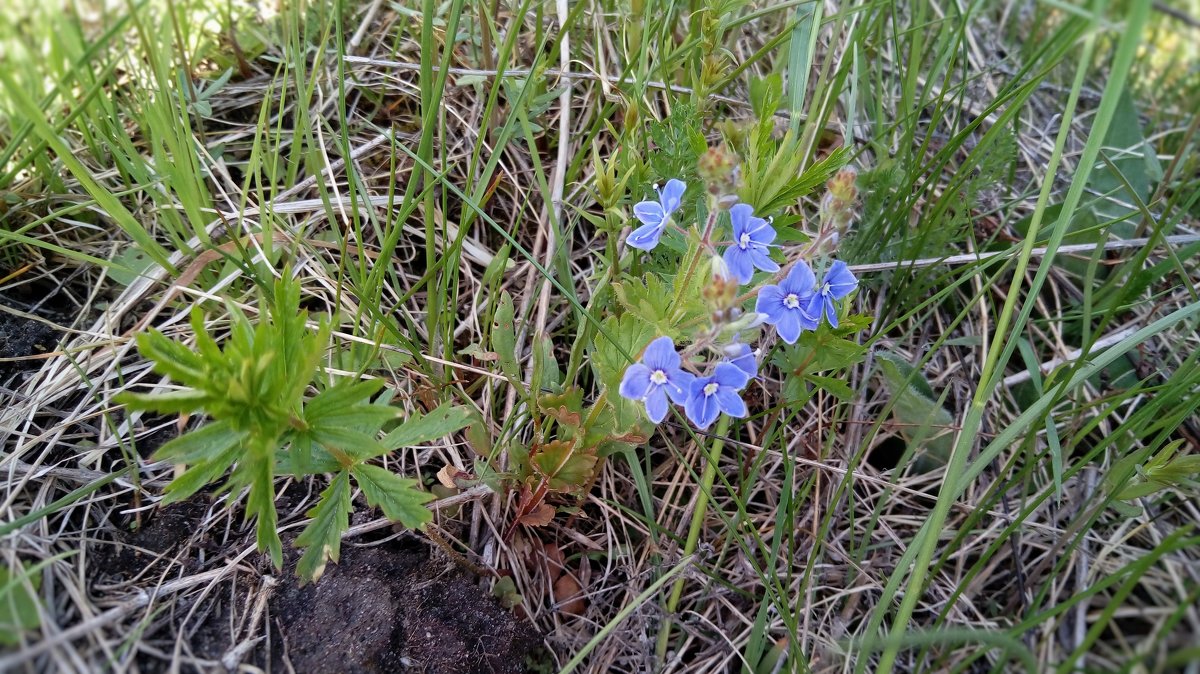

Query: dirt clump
(271, 539), (541, 674)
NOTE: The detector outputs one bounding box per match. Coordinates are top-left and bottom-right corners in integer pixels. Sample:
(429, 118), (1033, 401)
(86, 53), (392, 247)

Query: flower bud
(697, 144), (739, 198)
(703, 255), (739, 319)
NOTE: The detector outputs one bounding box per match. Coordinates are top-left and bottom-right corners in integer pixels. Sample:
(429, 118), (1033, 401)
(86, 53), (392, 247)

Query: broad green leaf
(492, 291), (520, 381)
(382, 404), (474, 452)
(1084, 88), (1161, 235)
(530, 440), (598, 492)
(539, 388), (585, 432)
(351, 464), (434, 528)
(592, 314), (656, 390)
(0, 563), (42, 646)
(295, 471), (353, 582)
(877, 352), (955, 472)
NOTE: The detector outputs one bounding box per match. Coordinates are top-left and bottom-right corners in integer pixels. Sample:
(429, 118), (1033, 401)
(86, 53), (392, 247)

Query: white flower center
(822, 282), (831, 294)
(650, 369), (668, 385)
(784, 293), (800, 309)
(703, 382), (719, 396)
(738, 232), (751, 250)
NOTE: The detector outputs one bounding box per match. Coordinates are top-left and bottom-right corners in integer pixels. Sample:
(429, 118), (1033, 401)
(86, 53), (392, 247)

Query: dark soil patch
(271, 540), (540, 674)
(94, 500), (216, 583)
(93, 497), (540, 673)
(0, 309), (60, 377)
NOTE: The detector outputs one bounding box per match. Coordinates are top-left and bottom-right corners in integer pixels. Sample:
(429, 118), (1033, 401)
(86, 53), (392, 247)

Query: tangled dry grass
(2, 1), (1199, 672)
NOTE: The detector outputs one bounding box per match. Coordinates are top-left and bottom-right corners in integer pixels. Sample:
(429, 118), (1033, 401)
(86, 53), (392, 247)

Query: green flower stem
(655, 413), (731, 664)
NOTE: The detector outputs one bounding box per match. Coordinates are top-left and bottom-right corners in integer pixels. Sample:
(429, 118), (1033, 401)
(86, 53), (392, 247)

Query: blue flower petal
(756, 285), (786, 324)
(824, 260), (858, 299)
(626, 221), (666, 251)
(775, 309), (803, 344)
(642, 336), (680, 371)
(823, 294), (839, 328)
(665, 370), (695, 405)
(659, 179), (687, 214)
(685, 383), (721, 430)
(729, 203), (754, 233)
(713, 362), (750, 390)
(723, 246), (754, 284)
(619, 363), (652, 400)
(645, 387), (669, 423)
(726, 343), (757, 378)
(781, 261), (816, 296)
(748, 248), (780, 274)
(632, 200), (665, 227)
(715, 387), (747, 418)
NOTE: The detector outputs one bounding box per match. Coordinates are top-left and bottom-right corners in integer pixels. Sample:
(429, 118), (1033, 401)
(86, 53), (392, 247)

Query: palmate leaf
(351, 464), (434, 528)
(295, 471), (352, 583)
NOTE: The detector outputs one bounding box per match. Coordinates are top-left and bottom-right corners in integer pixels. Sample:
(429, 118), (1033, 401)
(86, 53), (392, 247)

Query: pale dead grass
(3, 2), (1200, 673)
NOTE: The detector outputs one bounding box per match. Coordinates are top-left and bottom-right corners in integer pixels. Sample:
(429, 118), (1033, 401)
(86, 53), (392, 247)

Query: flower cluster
(619, 177), (859, 429)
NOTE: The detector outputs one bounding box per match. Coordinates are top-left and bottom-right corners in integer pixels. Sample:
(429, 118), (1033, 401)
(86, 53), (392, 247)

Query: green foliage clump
(118, 270), (471, 582)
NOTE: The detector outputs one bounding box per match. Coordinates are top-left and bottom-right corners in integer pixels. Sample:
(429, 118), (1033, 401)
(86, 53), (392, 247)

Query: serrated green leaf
(351, 464), (434, 528)
(492, 291), (519, 381)
(151, 420), (242, 464)
(312, 426), (388, 462)
(807, 375), (855, 401)
(539, 388), (585, 431)
(381, 404), (473, 452)
(592, 314), (656, 390)
(295, 471), (353, 582)
(135, 330), (208, 387)
(0, 563), (42, 646)
(243, 449), (282, 569)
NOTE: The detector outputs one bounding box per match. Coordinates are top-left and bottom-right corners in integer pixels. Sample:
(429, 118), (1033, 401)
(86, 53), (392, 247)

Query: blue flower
(722, 204), (779, 284)
(619, 336), (694, 423)
(627, 179), (686, 251)
(685, 362), (750, 430)
(755, 261), (819, 344)
(804, 260), (858, 328)
(723, 342), (758, 378)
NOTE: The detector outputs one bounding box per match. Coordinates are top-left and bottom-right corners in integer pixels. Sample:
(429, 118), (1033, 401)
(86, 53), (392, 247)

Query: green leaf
(591, 313), (656, 390)
(0, 563), (42, 645)
(117, 389), (212, 415)
(311, 426), (389, 462)
(1083, 88), (1161, 235)
(135, 329), (208, 387)
(748, 73), (784, 122)
(151, 420), (241, 464)
(351, 464), (434, 528)
(877, 352), (956, 472)
(304, 379), (387, 421)
(242, 449), (282, 569)
(492, 291), (520, 381)
(295, 471), (353, 582)
(381, 404), (474, 452)
(530, 440), (598, 493)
